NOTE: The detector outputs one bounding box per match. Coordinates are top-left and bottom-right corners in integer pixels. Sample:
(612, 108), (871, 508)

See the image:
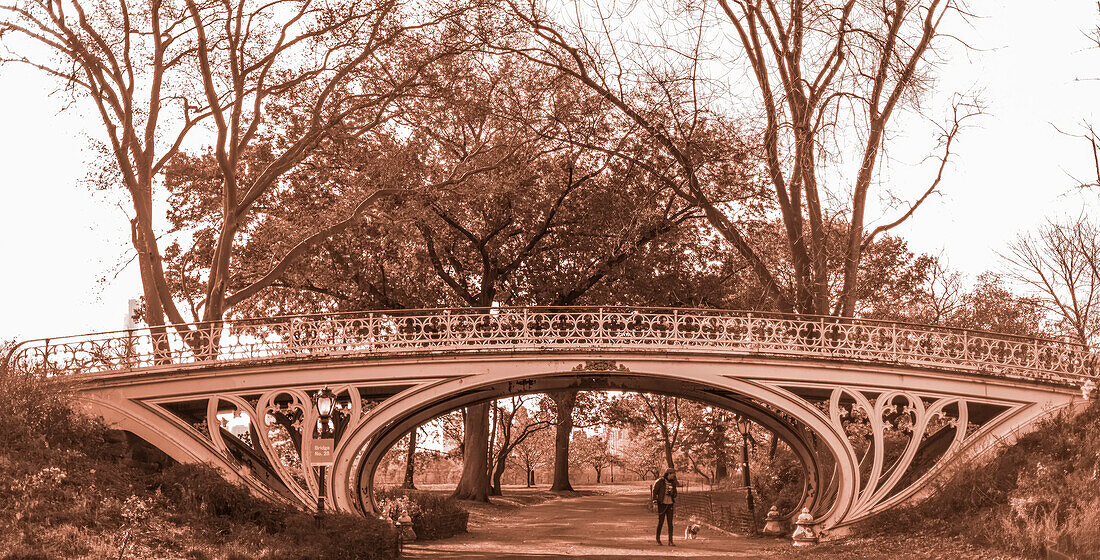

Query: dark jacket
(651, 476), (677, 505)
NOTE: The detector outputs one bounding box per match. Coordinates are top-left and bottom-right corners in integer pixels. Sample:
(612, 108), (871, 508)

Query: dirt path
(402, 491), (787, 559)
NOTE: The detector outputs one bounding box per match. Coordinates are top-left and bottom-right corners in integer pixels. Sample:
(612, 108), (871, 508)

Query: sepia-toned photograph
(1, 1), (1098, 558)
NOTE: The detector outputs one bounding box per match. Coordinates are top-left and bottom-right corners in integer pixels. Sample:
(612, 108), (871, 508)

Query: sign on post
(310, 437), (335, 466)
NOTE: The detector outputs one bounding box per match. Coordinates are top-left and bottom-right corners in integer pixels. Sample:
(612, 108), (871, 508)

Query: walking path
(402, 491), (786, 559)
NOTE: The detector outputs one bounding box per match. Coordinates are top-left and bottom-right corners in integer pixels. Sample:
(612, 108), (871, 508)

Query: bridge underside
(74, 352), (1082, 534)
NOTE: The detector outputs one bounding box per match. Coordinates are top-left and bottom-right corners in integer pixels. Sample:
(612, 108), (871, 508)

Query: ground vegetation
(0, 370), (398, 559)
(864, 400), (1100, 558)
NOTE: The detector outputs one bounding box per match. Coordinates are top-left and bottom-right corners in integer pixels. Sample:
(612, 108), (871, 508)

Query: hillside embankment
(860, 398), (1100, 558)
(0, 374), (397, 560)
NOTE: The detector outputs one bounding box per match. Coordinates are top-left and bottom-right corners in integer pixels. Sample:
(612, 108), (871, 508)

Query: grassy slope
(0, 375), (397, 560)
(863, 398), (1100, 558)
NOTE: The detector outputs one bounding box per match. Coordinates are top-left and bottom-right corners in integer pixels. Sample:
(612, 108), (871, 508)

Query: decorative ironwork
(572, 360), (629, 372)
(824, 387), (974, 522)
(4, 307), (1096, 387)
(170, 384), (363, 512)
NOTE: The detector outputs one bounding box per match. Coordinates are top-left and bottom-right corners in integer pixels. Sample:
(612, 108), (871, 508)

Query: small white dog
(685, 516), (702, 540)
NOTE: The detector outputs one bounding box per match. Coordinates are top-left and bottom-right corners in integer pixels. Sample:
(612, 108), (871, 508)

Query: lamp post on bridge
(311, 386), (337, 516)
(736, 415), (757, 534)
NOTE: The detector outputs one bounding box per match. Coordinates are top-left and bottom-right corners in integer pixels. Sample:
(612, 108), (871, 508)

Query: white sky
(1, 2), (1098, 342)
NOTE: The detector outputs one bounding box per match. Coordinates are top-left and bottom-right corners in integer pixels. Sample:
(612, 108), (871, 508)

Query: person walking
(650, 468), (678, 546)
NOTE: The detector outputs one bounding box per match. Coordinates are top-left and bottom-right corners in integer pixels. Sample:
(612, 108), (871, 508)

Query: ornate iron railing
(3, 307), (1096, 386)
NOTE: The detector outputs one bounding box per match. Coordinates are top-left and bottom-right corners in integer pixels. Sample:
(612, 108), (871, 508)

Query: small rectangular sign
(310, 438), (335, 466)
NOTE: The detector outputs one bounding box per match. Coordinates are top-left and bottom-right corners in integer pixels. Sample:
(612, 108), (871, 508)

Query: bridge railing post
(963, 331), (969, 363)
(42, 338), (50, 376)
(673, 309), (679, 346)
(746, 313), (755, 350)
(522, 308), (530, 344)
(890, 323), (898, 363)
(819, 318), (826, 353)
(1031, 339), (1041, 373)
(598, 307), (606, 345)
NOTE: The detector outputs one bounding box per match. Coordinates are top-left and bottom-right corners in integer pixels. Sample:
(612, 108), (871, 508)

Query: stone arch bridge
(4, 307), (1096, 534)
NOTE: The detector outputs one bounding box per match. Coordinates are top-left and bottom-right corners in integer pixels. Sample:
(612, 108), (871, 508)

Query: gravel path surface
(402, 491), (787, 559)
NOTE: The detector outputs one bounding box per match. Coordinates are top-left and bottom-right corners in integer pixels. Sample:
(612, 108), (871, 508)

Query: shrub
(154, 462), (292, 532)
(375, 488), (469, 540)
(0, 373), (107, 455)
(155, 463), (399, 558)
(281, 512), (398, 560)
(752, 447), (805, 517)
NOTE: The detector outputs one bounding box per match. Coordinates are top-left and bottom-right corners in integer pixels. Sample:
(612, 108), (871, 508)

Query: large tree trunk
(549, 390), (577, 492)
(659, 423), (675, 470)
(487, 403), (499, 490)
(130, 192), (172, 365)
(402, 430), (417, 490)
(713, 420), (728, 482)
(490, 448), (509, 496)
(451, 403), (491, 502)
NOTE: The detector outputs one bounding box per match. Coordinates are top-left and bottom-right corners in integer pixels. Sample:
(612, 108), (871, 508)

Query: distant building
(124, 299), (141, 329)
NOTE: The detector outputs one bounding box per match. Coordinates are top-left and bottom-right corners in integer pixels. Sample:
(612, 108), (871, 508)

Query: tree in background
(489, 397), (554, 495)
(495, 0), (975, 316)
(607, 393), (684, 470)
(0, 0), (472, 351)
(1006, 218), (1100, 346)
(1006, 4), (1100, 346)
(547, 391), (578, 492)
(512, 416), (554, 487)
(949, 273), (1048, 338)
(402, 428), (422, 490)
(569, 431), (612, 483)
(679, 404), (735, 485)
(612, 427), (664, 482)
(547, 391), (608, 492)
(716, 0), (975, 317)
(1, 0), (201, 356)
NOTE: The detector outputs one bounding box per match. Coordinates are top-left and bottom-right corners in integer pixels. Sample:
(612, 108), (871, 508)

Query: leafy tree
(950, 273), (1048, 338)
(494, 0), (975, 316)
(612, 427), (664, 481)
(569, 431), (612, 483)
(188, 50), (708, 499)
(679, 403), (736, 485)
(397, 53), (696, 502)
(607, 393), (684, 470)
(0, 0), (471, 355)
(489, 397), (554, 495)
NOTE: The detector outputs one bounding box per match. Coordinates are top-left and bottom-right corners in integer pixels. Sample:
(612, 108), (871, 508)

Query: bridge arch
(333, 361), (856, 525)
